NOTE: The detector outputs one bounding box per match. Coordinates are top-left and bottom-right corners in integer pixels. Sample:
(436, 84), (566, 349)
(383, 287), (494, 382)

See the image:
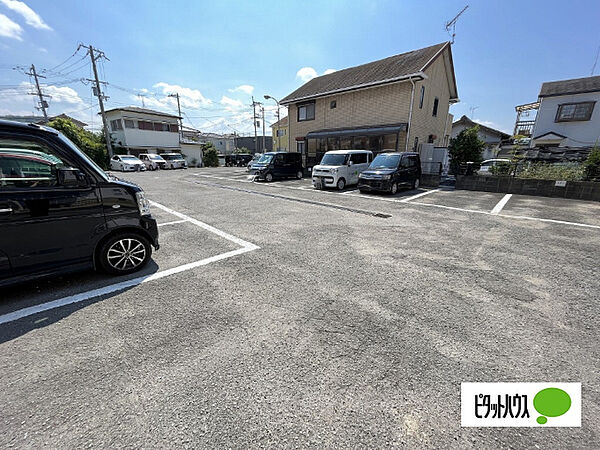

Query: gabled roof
(281, 42), (457, 104)
(539, 75), (600, 98)
(270, 116), (288, 128)
(103, 106), (181, 119)
(452, 115), (510, 139)
(532, 131), (567, 140)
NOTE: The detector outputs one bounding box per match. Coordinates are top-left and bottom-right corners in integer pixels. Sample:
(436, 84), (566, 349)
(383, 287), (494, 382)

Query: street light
(264, 94), (283, 151)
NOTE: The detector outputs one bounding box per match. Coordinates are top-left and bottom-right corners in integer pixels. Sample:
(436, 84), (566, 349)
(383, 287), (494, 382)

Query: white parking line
(400, 189), (441, 203)
(0, 201), (259, 325)
(157, 219), (188, 227)
(490, 194), (512, 215)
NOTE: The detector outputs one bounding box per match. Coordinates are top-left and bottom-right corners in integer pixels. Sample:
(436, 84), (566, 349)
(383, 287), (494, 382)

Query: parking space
(1, 166), (599, 448)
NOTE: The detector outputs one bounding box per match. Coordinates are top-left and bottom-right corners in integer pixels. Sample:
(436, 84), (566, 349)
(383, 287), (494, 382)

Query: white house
(451, 115), (510, 160)
(530, 75), (600, 148)
(104, 106), (181, 155)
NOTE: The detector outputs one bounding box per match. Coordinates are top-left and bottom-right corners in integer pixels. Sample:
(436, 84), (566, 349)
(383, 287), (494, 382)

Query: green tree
(584, 145), (600, 181)
(47, 117), (109, 169)
(448, 125), (485, 174)
(202, 142), (219, 167)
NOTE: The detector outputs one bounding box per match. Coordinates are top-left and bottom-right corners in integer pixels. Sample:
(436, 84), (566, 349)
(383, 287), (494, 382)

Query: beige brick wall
(408, 48), (454, 150)
(287, 46), (455, 153)
(288, 82), (413, 150)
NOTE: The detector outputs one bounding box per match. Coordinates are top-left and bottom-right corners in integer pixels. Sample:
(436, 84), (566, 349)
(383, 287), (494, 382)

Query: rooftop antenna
(445, 5), (469, 44)
(591, 45), (600, 76)
(469, 105), (479, 119)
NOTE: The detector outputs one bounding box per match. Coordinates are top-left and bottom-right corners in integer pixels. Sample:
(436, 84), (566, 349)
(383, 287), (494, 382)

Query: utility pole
(261, 106), (266, 152)
(168, 92), (183, 142)
(82, 44), (113, 158)
(25, 64), (50, 122)
(252, 96), (258, 153)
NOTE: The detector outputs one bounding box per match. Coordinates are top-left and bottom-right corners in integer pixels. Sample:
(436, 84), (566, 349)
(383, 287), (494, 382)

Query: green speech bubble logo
(533, 388), (571, 425)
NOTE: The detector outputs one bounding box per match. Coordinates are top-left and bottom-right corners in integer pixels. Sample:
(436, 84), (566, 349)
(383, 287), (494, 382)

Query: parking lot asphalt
(1, 167), (599, 448)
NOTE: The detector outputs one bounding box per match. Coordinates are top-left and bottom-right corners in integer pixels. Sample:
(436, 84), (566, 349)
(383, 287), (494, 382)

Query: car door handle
(0, 207), (13, 214)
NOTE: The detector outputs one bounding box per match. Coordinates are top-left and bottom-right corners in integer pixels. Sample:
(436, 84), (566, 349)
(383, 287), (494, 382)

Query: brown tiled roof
(539, 75), (600, 98)
(281, 42), (451, 104)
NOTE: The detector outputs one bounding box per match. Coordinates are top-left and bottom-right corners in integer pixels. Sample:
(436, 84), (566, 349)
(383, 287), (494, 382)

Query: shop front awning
(306, 123), (408, 139)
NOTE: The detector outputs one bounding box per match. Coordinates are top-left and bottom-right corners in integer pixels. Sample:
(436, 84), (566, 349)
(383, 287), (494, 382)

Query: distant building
(103, 106), (181, 155)
(199, 132), (236, 154)
(0, 113), (88, 128)
(234, 136), (273, 153)
(280, 42), (458, 168)
(452, 115), (510, 160)
(515, 75), (600, 148)
(270, 116), (289, 151)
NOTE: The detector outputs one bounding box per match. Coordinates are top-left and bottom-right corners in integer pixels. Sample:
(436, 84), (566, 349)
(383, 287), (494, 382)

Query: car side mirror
(58, 167), (89, 188)
(348, 160), (353, 166)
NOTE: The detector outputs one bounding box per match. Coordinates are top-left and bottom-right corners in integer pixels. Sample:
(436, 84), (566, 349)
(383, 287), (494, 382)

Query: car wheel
(265, 172), (274, 182)
(390, 182), (398, 195)
(296, 170), (303, 179)
(99, 233), (152, 275)
(359, 189), (367, 194)
(412, 178), (420, 189)
(336, 178), (346, 190)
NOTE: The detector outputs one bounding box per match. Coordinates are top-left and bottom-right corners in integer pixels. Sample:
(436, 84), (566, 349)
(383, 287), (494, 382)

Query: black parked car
(358, 152), (421, 194)
(225, 153), (253, 167)
(0, 120), (159, 287)
(249, 152), (303, 182)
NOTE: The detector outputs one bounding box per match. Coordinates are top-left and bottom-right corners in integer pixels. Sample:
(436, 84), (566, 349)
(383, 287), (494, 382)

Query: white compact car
(312, 150), (373, 190)
(478, 158), (511, 176)
(139, 153), (167, 170)
(109, 154), (146, 172)
(161, 153), (187, 169)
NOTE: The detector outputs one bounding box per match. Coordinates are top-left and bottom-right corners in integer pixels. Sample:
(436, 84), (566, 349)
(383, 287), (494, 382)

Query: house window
(330, 100), (337, 109)
(555, 102), (595, 122)
(419, 86), (425, 109)
(153, 122), (170, 131)
(297, 102), (315, 121)
(169, 123), (179, 133)
(277, 129), (286, 137)
(110, 119), (123, 131)
(413, 136), (419, 151)
(428, 134), (435, 144)
(124, 119), (135, 128)
(139, 121), (153, 130)
(297, 141), (305, 153)
(432, 97), (439, 117)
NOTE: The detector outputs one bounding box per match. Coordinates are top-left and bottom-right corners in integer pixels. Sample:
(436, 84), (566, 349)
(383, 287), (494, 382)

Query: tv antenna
(469, 105), (479, 119)
(591, 45), (600, 75)
(445, 5), (469, 44)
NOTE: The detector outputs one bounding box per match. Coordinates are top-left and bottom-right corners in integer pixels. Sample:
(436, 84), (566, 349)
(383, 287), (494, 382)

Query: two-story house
(452, 115), (510, 160)
(529, 75), (600, 148)
(280, 42), (458, 168)
(104, 106), (181, 155)
(270, 116), (289, 151)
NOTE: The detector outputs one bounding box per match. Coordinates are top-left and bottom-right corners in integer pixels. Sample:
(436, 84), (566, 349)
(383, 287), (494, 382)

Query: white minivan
(312, 150), (373, 190)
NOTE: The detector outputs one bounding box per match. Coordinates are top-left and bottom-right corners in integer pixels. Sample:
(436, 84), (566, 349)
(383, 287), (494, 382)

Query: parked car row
(247, 149), (421, 194)
(109, 153), (187, 172)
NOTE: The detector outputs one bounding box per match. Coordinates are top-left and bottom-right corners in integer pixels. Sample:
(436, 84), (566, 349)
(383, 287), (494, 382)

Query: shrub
(518, 163), (585, 181)
(584, 146), (600, 181)
(202, 143), (219, 167)
(47, 117), (109, 169)
(448, 125), (485, 174)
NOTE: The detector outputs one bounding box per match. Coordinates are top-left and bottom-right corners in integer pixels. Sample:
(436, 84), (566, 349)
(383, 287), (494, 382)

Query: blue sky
(1, 0), (599, 135)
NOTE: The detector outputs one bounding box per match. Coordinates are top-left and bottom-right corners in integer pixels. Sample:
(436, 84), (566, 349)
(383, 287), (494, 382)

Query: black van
(358, 152), (421, 194)
(225, 153), (253, 167)
(0, 120), (159, 287)
(249, 152), (303, 182)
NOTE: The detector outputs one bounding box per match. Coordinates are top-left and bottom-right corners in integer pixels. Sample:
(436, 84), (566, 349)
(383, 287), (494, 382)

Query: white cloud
(228, 84), (254, 95)
(153, 81), (212, 108)
(296, 67), (337, 83)
(0, 13), (22, 40)
(0, 0), (51, 30)
(220, 95), (244, 112)
(296, 67), (318, 82)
